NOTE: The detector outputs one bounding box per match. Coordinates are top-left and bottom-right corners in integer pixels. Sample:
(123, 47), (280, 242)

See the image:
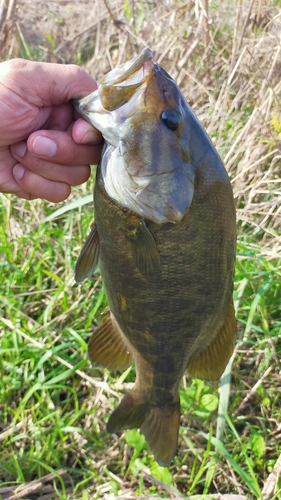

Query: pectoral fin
(88, 308), (133, 370)
(127, 221), (161, 281)
(187, 300), (236, 380)
(75, 222), (100, 283)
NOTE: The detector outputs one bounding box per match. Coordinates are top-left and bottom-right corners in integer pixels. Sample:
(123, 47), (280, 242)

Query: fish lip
(73, 90), (99, 111)
(99, 48), (156, 109)
(143, 58), (155, 78)
(73, 48), (155, 117)
(102, 47), (154, 87)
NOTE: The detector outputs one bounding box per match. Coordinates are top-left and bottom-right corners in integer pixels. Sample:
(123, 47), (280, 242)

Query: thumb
(1, 59), (97, 107)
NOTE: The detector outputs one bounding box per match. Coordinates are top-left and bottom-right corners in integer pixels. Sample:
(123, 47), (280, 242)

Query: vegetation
(0, 0), (280, 498)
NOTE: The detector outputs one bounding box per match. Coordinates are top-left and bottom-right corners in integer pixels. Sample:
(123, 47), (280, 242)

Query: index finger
(26, 129), (102, 166)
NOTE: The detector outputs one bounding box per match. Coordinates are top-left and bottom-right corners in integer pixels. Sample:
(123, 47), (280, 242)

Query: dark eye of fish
(161, 109), (181, 131)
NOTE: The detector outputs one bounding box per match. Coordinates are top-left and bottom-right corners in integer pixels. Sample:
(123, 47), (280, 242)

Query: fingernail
(12, 141), (27, 158)
(13, 164), (25, 180)
(33, 136), (57, 157)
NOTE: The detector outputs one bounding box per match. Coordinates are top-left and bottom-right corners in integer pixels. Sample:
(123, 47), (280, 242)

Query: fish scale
(74, 48), (236, 466)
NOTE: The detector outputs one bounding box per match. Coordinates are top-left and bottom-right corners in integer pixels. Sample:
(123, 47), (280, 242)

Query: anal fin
(187, 300), (236, 381)
(88, 308), (133, 370)
(75, 221), (100, 283)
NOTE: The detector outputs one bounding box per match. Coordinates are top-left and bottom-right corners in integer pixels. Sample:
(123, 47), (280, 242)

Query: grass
(1, 0), (281, 498)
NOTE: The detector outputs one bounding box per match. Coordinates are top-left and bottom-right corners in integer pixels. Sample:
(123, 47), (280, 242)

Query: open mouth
(101, 48), (154, 87)
(99, 48), (155, 111)
(74, 48), (155, 116)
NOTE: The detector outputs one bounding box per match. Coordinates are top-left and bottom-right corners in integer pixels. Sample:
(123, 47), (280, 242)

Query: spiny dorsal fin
(88, 308), (133, 371)
(75, 222), (100, 283)
(187, 300), (236, 381)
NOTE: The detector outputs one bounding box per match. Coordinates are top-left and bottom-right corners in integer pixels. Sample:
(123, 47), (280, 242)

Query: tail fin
(107, 392), (180, 466)
(141, 402), (180, 466)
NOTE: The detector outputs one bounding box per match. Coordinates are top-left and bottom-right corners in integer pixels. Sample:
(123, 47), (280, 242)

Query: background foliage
(0, 0), (280, 498)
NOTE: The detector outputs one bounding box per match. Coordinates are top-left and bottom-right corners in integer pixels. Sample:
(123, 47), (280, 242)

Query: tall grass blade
(201, 433), (261, 498)
(43, 195), (93, 222)
(216, 353), (234, 442)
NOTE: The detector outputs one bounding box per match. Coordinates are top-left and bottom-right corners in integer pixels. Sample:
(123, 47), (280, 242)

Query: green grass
(1, 190), (280, 498)
(1, 0), (281, 498)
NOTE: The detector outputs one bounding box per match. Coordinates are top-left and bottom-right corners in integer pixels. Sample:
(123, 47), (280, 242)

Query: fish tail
(107, 392), (180, 466)
(107, 392), (148, 432)
(141, 401), (180, 466)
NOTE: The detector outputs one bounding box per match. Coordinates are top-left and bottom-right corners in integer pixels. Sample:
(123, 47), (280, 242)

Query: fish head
(75, 48), (195, 224)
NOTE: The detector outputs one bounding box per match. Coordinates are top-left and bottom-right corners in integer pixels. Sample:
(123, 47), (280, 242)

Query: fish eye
(160, 109), (181, 131)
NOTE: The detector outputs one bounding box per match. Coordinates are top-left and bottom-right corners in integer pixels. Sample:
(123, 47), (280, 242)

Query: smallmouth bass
(74, 48), (236, 466)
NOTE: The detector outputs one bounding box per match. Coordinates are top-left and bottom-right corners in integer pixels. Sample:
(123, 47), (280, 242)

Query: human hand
(0, 59), (103, 202)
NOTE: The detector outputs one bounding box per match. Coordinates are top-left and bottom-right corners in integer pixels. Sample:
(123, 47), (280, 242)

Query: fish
(74, 48), (236, 466)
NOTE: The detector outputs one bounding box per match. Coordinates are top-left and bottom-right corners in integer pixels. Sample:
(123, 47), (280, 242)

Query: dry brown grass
(2, 0), (280, 255)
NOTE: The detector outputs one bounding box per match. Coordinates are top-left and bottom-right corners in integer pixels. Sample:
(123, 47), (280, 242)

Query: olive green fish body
(94, 150), (235, 388)
(74, 48), (236, 466)
(92, 147), (235, 465)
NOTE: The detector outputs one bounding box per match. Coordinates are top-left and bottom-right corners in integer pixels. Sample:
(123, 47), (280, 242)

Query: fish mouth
(101, 48), (154, 87)
(74, 48), (155, 116)
(99, 48), (155, 112)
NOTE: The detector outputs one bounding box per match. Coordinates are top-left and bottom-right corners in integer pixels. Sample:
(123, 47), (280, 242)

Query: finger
(29, 129), (102, 165)
(28, 130), (102, 166)
(11, 129), (102, 167)
(11, 147), (91, 185)
(42, 102), (74, 131)
(0, 150), (34, 200)
(13, 163), (72, 203)
(72, 118), (103, 145)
